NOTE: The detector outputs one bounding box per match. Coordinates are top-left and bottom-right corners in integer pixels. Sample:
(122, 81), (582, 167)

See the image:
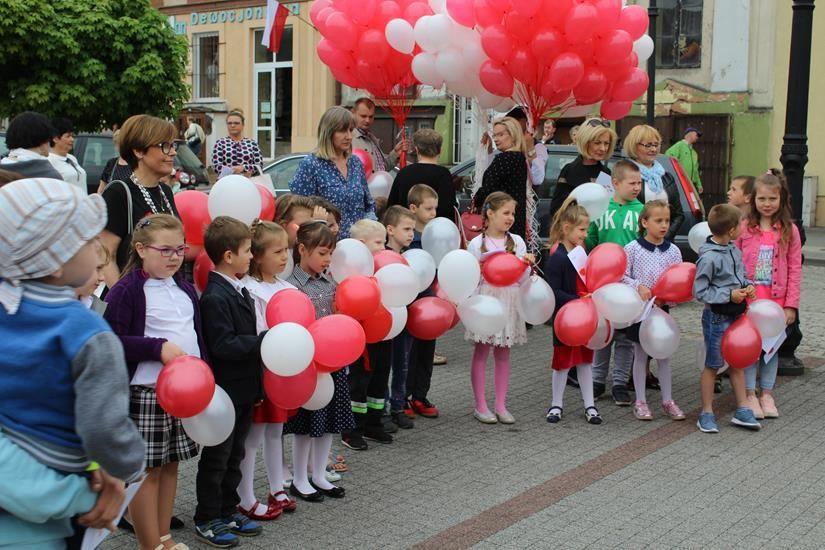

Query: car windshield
(77, 137), (117, 171)
(264, 156), (303, 191)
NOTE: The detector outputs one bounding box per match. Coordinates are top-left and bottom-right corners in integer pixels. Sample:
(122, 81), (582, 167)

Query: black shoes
(612, 385), (632, 406)
(341, 431), (368, 451)
(364, 427), (393, 444)
(310, 480), (346, 498)
(289, 483), (324, 502)
(382, 415), (399, 433)
(391, 411), (414, 429)
(593, 382), (606, 399)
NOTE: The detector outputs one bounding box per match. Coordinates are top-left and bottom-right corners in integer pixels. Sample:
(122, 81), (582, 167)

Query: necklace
(130, 174), (173, 215)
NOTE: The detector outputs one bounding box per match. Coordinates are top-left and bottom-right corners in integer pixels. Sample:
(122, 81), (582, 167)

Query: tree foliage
(0, 0), (189, 131)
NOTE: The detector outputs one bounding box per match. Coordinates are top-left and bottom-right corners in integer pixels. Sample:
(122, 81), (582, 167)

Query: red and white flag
(262, 0), (289, 53)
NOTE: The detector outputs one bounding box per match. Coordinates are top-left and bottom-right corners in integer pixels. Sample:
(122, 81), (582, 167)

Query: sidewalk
(803, 227), (825, 265)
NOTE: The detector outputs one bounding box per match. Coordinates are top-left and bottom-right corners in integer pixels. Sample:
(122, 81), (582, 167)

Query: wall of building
(709, 0), (749, 92)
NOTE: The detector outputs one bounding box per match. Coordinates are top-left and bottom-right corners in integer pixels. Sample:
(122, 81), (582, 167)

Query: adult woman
(0, 111), (62, 180)
(97, 130), (132, 193)
(623, 125), (685, 241)
(48, 117), (87, 193)
(289, 106), (376, 238)
(550, 118), (618, 215)
(100, 115), (181, 287)
(473, 117), (529, 239)
(211, 109), (264, 176)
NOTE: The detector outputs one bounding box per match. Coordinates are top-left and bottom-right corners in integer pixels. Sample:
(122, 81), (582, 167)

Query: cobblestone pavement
(102, 265), (825, 550)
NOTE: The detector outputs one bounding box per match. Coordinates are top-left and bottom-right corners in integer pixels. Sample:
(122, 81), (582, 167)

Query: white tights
(551, 364), (595, 410)
(292, 434), (334, 494)
(238, 423), (287, 514)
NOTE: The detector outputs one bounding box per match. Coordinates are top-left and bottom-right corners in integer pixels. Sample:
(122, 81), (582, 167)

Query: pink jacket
(735, 220), (802, 309)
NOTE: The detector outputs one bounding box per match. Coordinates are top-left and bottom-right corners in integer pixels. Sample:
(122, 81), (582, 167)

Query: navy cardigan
(543, 244), (582, 346)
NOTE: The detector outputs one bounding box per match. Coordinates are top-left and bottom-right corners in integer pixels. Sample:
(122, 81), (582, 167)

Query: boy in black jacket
(194, 216), (265, 547)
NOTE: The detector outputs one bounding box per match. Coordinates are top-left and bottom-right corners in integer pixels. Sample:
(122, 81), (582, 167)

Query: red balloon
(567, 38), (595, 65)
(156, 356), (215, 418)
(407, 297), (455, 340)
(325, 12), (358, 51)
(532, 30), (564, 66)
(481, 252), (527, 287)
(481, 24), (512, 63)
(721, 316), (762, 369)
(480, 59), (515, 97)
(310, 0), (332, 25)
(549, 52), (585, 91)
(511, 0), (542, 18)
(266, 289), (316, 328)
(309, 314), (367, 369)
(508, 47), (538, 88)
(185, 243), (202, 263)
(352, 148), (373, 176)
(193, 249), (214, 293)
(404, 1), (432, 24)
(564, 3), (598, 44)
(503, 12), (537, 41)
(592, 0), (622, 34)
(585, 243), (627, 292)
(446, 0), (476, 28)
(554, 298), (599, 347)
(652, 262), (697, 303)
(611, 67), (649, 102)
(618, 4), (649, 41)
(474, 0), (505, 28)
(375, 0), (402, 26)
(347, 0), (377, 25)
(600, 100), (633, 121)
(361, 305), (393, 343)
(595, 30), (633, 66)
(373, 250), (408, 272)
(573, 67), (608, 105)
(256, 184), (275, 221)
(335, 276), (382, 320)
(264, 363), (318, 410)
(174, 190), (210, 246)
(358, 29), (390, 65)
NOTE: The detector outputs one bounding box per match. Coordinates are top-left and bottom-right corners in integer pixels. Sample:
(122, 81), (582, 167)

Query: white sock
(263, 423), (286, 499)
(282, 434), (293, 481)
(551, 368), (569, 408)
(310, 435), (335, 490)
(238, 424), (267, 514)
(577, 364), (595, 409)
(658, 359), (673, 402)
(291, 435), (313, 494)
(632, 343), (648, 403)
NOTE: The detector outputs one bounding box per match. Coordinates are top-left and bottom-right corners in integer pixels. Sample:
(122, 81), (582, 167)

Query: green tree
(0, 0), (189, 131)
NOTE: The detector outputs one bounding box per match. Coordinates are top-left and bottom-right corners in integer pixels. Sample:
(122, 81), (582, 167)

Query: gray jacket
(693, 238), (751, 304)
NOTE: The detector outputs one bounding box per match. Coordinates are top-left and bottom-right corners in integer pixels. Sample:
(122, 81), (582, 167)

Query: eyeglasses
(639, 142), (661, 150)
(155, 141), (183, 155)
(586, 119), (611, 128)
(146, 245), (189, 258)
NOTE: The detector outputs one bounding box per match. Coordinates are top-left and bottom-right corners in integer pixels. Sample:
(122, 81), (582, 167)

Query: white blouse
(49, 152), (87, 192)
(242, 275), (296, 334)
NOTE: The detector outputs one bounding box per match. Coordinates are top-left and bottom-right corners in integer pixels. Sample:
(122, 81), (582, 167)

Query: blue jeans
(744, 352), (779, 391)
(389, 331), (413, 411)
(701, 308), (736, 369)
(592, 330), (633, 386)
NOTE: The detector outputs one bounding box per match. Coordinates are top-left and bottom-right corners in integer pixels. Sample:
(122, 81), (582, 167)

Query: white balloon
(403, 248), (437, 293)
(476, 89), (505, 109)
(330, 239), (374, 283)
(415, 14), (452, 52)
(261, 322), (315, 376)
(383, 306), (409, 341)
(633, 34), (654, 62)
(428, 0), (446, 13)
(462, 40), (488, 76)
(639, 308), (681, 360)
(303, 373), (334, 411)
(516, 275), (555, 325)
(494, 97), (516, 112)
(586, 315), (614, 350)
(458, 295), (507, 337)
(747, 299), (787, 340)
(282, 251), (294, 280)
(436, 48), (465, 82)
(412, 52), (444, 88)
(437, 249), (481, 304)
(181, 386), (235, 447)
(688, 222), (711, 254)
(592, 283), (645, 324)
(208, 175), (262, 225)
(368, 171), (393, 199)
(571, 183), (610, 221)
(422, 217), (461, 264)
(386, 18), (415, 54)
(375, 264), (420, 307)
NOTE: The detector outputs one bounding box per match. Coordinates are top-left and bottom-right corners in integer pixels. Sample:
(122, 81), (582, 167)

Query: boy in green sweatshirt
(587, 160), (644, 404)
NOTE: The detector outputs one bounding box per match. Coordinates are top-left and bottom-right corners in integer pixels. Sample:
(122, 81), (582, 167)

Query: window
(193, 33), (220, 99)
(656, 0), (703, 69)
(253, 28), (294, 159)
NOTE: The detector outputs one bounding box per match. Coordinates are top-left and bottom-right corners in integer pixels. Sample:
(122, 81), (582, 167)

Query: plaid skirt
(130, 386), (199, 468)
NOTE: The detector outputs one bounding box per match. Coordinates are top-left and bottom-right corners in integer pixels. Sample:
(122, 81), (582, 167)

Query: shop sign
(189, 3), (299, 27)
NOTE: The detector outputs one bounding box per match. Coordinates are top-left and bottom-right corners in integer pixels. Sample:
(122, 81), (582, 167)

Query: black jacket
(549, 155), (610, 216)
(543, 245), (581, 347)
(637, 170), (685, 242)
(200, 272), (266, 405)
(473, 151), (528, 238)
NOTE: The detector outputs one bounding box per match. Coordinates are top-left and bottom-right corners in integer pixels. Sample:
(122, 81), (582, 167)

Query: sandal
(584, 406), (603, 425)
(237, 500), (282, 521)
(329, 460), (348, 473)
(159, 535), (190, 550)
(545, 406), (563, 423)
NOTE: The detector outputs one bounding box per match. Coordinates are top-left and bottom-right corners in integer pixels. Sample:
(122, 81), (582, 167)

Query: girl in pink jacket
(736, 172), (802, 419)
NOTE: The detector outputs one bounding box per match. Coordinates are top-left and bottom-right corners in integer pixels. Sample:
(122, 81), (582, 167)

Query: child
(104, 214), (203, 550)
(350, 219), (388, 255)
(76, 237), (109, 314)
(195, 216), (264, 546)
(727, 175), (755, 217)
(384, 206), (417, 253)
(0, 179), (145, 547)
(466, 191), (532, 424)
(694, 204), (761, 433)
(544, 197), (602, 425)
(285, 222), (354, 501)
(388, 128), (456, 220)
(313, 196), (342, 236)
(274, 194), (325, 247)
(621, 201), (686, 421)
(237, 220), (297, 521)
(408, 184), (438, 249)
(586, 159), (644, 405)
(736, 172), (802, 419)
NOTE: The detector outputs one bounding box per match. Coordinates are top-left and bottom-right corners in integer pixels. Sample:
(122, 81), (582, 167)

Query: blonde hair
(493, 117), (527, 155)
(575, 119), (618, 160)
(274, 194), (315, 226)
(227, 109), (245, 124)
(350, 219), (386, 241)
(119, 115), (177, 169)
(479, 191), (516, 254)
(548, 196), (589, 246)
(637, 199), (670, 237)
(249, 220), (288, 280)
(407, 183), (438, 207)
(622, 124), (662, 160)
(122, 214), (184, 277)
(382, 205), (416, 228)
(317, 106), (356, 161)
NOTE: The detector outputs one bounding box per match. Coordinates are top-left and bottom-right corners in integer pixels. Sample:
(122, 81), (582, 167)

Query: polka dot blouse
(211, 137), (264, 174)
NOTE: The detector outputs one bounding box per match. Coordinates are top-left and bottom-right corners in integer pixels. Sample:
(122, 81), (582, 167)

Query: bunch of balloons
(719, 299), (786, 370)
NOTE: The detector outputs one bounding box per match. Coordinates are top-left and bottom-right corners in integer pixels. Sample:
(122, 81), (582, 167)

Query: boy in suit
(194, 216), (266, 548)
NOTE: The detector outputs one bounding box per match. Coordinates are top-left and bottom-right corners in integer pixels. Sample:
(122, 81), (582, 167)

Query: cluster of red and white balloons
(352, 148), (394, 200)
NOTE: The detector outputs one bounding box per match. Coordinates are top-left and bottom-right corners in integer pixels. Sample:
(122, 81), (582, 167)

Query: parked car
(450, 145), (705, 261)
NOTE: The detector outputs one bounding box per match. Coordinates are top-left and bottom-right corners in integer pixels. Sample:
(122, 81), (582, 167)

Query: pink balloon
(504, 12), (537, 41)
(600, 100), (633, 120)
(568, 38), (595, 65)
(446, 0), (476, 27)
(325, 12), (358, 51)
(347, 0), (377, 25)
(358, 29), (390, 64)
(539, 0), (573, 30)
(601, 56), (634, 81)
(479, 59), (514, 97)
(481, 24), (512, 63)
(486, 0), (509, 10)
(618, 5), (649, 40)
(375, 1), (403, 27)
(592, 0), (622, 34)
(573, 67), (608, 105)
(317, 38), (351, 70)
(564, 3), (598, 44)
(512, 0), (542, 18)
(532, 30), (564, 66)
(474, 0), (505, 28)
(508, 47), (538, 88)
(549, 52), (585, 91)
(404, 1), (432, 25)
(611, 67), (649, 101)
(315, 7), (336, 35)
(595, 30), (633, 67)
(310, 0), (333, 26)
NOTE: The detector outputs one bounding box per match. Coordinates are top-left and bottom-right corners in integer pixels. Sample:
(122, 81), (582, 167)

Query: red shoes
(237, 500), (282, 521)
(268, 491), (297, 513)
(410, 398), (439, 418)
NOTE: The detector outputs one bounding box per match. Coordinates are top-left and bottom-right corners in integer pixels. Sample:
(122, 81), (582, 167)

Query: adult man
(540, 119), (559, 145)
(351, 98), (405, 172)
(665, 127), (703, 193)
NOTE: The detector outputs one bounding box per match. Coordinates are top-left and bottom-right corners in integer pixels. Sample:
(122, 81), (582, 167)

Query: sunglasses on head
(585, 119), (611, 128)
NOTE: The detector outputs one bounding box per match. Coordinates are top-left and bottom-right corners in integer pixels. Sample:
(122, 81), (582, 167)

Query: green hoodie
(586, 198), (644, 250)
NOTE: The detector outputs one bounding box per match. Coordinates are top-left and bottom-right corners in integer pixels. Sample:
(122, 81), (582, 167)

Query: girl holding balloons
(103, 214), (203, 550)
(237, 220), (297, 521)
(621, 200), (686, 422)
(544, 198), (602, 425)
(466, 192), (532, 425)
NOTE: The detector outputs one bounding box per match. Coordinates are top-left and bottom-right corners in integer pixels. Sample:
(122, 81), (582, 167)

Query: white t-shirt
(644, 181), (668, 203)
(48, 152), (87, 192)
(131, 278), (200, 386)
(241, 275), (296, 334)
(467, 233), (529, 287)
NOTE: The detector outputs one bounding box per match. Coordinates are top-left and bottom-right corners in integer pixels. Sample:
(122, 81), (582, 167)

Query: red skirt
(551, 345), (594, 371)
(252, 398), (292, 424)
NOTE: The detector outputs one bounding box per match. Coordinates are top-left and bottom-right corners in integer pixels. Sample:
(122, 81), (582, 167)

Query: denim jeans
(744, 352), (780, 391)
(592, 330), (633, 386)
(701, 308), (736, 369)
(389, 330), (413, 411)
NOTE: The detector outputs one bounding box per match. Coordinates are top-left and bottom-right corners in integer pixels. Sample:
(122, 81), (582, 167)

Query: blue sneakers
(731, 407), (762, 430)
(697, 412), (719, 433)
(223, 512), (263, 537)
(195, 518), (239, 548)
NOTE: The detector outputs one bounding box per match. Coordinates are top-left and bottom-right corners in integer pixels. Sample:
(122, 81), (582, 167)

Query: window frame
(656, 0), (703, 70)
(192, 32), (221, 101)
(252, 27), (294, 160)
